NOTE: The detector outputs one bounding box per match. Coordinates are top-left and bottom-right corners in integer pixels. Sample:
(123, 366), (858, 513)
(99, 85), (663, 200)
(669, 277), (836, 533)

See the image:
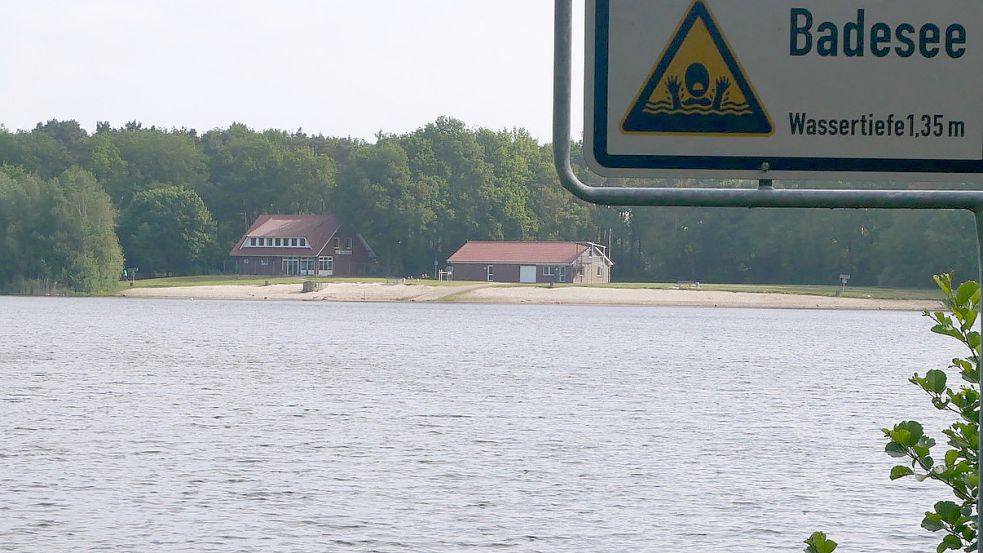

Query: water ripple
(0, 297), (961, 552)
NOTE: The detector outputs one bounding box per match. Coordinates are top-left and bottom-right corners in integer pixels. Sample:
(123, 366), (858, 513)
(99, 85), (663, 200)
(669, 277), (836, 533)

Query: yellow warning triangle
(622, 1), (773, 136)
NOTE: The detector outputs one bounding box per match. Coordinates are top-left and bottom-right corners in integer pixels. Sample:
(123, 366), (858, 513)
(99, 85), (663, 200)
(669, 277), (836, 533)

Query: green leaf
(892, 429), (912, 447)
(891, 421), (924, 447)
(923, 513), (945, 532)
(937, 533), (961, 553)
(890, 465), (914, 480)
(932, 325), (964, 341)
(935, 501), (962, 525)
(955, 280), (978, 306)
(967, 332), (981, 351)
(803, 531), (837, 553)
(963, 308), (979, 331)
(935, 274), (953, 296)
(911, 445), (931, 460)
(951, 460), (972, 475)
(906, 421), (925, 443)
(924, 369), (948, 394)
(945, 449), (960, 466)
(885, 441), (908, 458)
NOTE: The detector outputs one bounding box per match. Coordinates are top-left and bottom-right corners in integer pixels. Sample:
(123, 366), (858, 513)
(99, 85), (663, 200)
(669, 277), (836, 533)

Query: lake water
(0, 296), (963, 552)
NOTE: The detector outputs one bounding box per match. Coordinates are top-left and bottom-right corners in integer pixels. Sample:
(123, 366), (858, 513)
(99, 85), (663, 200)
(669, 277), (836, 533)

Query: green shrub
(883, 273), (980, 553)
(811, 274), (980, 552)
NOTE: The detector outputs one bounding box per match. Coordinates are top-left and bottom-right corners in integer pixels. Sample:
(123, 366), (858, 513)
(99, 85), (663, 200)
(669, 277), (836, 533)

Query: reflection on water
(0, 296), (960, 552)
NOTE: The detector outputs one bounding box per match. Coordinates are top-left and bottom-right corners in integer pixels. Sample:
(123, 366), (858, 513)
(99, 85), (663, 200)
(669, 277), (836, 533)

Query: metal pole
(976, 210), (983, 552)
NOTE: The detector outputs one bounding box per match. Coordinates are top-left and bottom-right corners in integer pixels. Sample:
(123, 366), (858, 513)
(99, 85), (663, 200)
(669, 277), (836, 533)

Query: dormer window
(246, 236), (309, 248)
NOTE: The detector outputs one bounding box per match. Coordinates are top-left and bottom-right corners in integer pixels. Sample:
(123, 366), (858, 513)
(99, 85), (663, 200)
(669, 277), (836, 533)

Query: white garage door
(519, 265), (537, 283)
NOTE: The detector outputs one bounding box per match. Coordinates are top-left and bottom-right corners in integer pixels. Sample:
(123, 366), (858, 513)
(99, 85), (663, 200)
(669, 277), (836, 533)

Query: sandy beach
(118, 282), (941, 311)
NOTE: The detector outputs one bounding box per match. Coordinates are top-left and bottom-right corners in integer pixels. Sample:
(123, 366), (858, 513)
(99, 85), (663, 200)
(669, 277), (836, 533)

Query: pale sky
(0, 0), (585, 143)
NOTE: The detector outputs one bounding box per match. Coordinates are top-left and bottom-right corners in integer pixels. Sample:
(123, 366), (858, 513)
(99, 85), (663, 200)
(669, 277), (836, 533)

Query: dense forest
(0, 117), (976, 293)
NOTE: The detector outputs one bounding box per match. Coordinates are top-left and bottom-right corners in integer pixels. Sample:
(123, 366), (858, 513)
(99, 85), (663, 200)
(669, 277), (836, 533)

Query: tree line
(0, 117), (976, 293)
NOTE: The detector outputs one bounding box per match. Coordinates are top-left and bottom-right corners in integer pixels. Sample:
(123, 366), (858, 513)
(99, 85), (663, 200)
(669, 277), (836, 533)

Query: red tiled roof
(447, 241), (589, 264)
(229, 214), (341, 257)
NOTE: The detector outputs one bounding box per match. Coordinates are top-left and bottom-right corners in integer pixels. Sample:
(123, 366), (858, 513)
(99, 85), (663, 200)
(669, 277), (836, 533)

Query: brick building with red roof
(447, 241), (612, 284)
(229, 214), (375, 277)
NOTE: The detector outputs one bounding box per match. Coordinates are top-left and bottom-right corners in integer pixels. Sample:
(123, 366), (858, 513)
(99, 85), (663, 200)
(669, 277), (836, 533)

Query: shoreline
(116, 282), (942, 311)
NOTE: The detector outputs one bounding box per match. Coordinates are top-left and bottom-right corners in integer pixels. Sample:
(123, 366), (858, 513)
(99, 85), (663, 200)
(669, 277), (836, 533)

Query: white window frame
(543, 265), (554, 276)
(282, 256), (299, 275)
(319, 256), (333, 272)
(297, 255), (317, 275)
(486, 265), (494, 282)
(345, 237), (353, 250)
(248, 237), (311, 248)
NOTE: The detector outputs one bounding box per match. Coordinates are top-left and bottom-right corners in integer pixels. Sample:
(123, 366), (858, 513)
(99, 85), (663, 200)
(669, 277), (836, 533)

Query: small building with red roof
(446, 241), (612, 284)
(229, 214), (375, 277)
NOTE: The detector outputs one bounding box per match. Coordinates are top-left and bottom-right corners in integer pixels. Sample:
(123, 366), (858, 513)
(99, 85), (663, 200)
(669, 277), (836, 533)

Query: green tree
(118, 185), (216, 276)
(33, 119), (89, 167)
(0, 128), (73, 179)
(875, 212), (977, 288)
(110, 127), (208, 199)
(400, 117), (502, 250)
(85, 132), (129, 201)
(47, 168), (125, 292)
(0, 166), (49, 287)
(0, 166), (122, 293)
(334, 141), (437, 276)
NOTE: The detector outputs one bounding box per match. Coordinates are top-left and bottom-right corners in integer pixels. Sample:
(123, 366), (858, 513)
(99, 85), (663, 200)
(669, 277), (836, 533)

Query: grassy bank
(597, 282), (941, 301)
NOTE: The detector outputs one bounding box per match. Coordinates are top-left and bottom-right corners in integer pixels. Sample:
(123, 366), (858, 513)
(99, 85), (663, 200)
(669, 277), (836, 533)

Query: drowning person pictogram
(622, 0), (773, 135)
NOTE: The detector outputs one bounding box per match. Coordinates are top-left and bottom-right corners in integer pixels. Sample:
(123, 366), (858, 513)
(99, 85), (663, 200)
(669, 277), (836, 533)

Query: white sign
(585, 0), (983, 181)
